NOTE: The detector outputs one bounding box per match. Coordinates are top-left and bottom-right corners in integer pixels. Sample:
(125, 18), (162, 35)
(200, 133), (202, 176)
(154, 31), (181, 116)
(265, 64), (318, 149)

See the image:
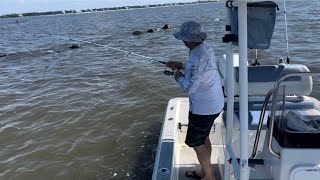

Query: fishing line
(34, 33), (178, 75)
(34, 33), (167, 65)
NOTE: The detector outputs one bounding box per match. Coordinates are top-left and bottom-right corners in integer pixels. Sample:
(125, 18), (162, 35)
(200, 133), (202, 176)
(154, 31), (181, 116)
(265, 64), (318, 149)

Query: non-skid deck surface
(178, 146), (222, 180)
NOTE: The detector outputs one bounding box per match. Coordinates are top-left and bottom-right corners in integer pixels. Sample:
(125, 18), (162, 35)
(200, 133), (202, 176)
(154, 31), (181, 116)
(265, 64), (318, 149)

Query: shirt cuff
(176, 76), (184, 84)
(182, 63), (186, 69)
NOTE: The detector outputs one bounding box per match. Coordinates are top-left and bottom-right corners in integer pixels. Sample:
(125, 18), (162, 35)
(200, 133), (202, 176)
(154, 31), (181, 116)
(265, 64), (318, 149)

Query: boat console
(262, 72), (320, 180)
(218, 54), (320, 179)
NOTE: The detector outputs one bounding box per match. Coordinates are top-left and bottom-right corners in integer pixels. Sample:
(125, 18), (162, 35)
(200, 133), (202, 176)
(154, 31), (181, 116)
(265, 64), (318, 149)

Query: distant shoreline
(0, 1), (220, 19)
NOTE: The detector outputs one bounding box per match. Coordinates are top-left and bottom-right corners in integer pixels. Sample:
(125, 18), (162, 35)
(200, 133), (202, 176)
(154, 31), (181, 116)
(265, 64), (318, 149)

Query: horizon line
(0, 1), (220, 18)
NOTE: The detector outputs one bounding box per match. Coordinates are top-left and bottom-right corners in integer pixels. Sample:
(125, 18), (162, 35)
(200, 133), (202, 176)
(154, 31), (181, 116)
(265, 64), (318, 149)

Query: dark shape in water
(162, 24), (170, 30)
(70, 44), (81, 49)
(0, 54), (7, 58)
(147, 29), (154, 33)
(132, 31), (143, 36)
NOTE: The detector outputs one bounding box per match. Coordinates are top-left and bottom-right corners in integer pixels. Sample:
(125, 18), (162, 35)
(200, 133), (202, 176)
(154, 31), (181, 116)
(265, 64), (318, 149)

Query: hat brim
(173, 32), (207, 42)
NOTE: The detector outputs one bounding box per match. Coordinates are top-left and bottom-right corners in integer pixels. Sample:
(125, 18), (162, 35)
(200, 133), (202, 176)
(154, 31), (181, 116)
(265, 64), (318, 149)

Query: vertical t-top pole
(224, 2), (235, 179)
(238, 1), (249, 179)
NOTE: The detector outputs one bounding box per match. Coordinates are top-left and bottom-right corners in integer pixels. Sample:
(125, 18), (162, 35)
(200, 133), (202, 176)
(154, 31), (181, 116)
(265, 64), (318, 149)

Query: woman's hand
(174, 70), (184, 81)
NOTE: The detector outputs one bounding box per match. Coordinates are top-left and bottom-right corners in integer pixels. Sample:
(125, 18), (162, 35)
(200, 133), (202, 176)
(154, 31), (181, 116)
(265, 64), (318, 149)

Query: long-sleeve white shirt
(177, 43), (224, 115)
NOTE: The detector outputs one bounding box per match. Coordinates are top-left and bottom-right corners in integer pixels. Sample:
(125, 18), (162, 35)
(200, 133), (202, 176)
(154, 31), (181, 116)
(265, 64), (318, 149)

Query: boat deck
(175, 101), (224, 180)
(170, 98), (272, 180)
(154, 97), (320, 179)
(178, 146), (222, 180)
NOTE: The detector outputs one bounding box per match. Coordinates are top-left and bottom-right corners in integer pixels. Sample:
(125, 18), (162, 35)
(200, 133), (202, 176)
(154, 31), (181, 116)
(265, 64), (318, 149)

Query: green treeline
(0, 1), (217, 18)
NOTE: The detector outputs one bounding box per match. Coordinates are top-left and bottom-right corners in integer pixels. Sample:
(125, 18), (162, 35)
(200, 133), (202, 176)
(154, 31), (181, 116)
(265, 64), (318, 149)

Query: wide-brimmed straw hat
(173, 21), (207, 42)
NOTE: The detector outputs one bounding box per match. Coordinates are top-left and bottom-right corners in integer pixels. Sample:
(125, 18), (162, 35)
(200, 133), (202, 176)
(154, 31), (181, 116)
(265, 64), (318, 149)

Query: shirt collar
(190, 42), (204, 55)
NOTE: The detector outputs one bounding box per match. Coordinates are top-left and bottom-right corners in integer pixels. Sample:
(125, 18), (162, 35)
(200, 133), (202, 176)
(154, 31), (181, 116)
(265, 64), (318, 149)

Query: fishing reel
(160, 61), (174, 76)
(164, 70), (174, 76)
(161, 61), (183, 76)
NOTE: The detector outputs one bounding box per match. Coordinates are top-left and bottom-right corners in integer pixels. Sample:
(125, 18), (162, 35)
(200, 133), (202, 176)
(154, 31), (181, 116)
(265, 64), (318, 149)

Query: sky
(0, 0), (195, 15)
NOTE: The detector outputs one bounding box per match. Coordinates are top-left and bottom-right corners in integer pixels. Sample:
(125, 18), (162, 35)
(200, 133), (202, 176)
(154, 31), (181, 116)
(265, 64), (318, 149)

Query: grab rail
(250, 89), (274, 159)
(268, 72), (320, 158)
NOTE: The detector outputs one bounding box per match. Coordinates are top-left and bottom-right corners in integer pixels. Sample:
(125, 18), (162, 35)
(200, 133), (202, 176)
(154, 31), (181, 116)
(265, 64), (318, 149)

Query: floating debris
(70, 44), (81, 49)
(147, 29), (154, 33)
(133, 24), (172, 36)
(162, 24), (170, 30)
(132, 31), (143, 36)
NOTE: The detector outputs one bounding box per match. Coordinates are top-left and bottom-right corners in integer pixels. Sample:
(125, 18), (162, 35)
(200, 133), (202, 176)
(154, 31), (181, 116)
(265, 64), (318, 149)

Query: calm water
(0, 1), (320, 179)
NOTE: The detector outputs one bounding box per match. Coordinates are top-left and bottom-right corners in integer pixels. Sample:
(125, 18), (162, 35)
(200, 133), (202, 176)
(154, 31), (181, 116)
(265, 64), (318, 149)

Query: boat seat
(229, 99), (316, 111)
(218, 62), (313, 96)
(237, 64), (312, 96)
(223, 98), (317, 130)
(271, 110), (320, 148)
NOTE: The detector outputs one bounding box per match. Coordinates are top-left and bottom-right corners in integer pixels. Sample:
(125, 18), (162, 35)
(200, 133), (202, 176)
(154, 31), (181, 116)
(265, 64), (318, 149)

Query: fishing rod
(283, 0), (290, 64)
(34, 33), (177, 75)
